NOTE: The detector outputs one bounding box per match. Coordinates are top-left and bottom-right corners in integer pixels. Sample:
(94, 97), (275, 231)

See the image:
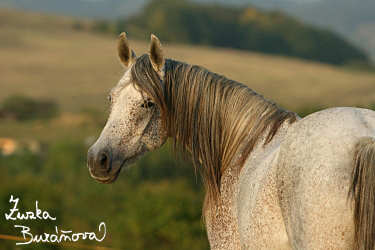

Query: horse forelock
(130, 54), (298, 212)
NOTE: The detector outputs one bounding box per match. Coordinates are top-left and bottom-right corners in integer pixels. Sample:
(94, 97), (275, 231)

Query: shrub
(1, 94), (60, 121)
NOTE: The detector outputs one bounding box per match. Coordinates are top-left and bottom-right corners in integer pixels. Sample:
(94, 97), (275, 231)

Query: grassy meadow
(1, 8), (375, 250)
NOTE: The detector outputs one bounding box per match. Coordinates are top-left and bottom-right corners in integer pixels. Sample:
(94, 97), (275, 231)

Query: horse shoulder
(237, 122), (292, 249)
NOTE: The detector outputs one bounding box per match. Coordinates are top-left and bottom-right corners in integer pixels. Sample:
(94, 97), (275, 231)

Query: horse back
(276, 107), (375, 249)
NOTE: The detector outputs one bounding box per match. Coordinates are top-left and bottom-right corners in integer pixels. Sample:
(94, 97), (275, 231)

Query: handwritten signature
(5, 195), (106, 245)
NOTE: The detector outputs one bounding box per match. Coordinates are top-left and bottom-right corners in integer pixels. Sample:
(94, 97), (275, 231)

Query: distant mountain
(191, 0), (311, 10)
(112, 0), (369, 66)
(194, 0), (375, 62)
(281, 0), (375, 63)
(1, 0), (374, 62)
(0, 0), (147, 19)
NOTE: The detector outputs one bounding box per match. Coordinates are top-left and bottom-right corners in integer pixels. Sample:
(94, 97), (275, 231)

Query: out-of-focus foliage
(0, 94), (60, 121)
(95, 0), (370, 67)
(1, 102), (374, 249)
(0, 140), (208, 249)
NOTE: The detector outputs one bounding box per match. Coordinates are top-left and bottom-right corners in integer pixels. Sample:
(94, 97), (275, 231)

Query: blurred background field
(1, 0), (375, 249)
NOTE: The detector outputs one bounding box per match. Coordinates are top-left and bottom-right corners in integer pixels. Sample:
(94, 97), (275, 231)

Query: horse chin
(95, 166), (122, 184)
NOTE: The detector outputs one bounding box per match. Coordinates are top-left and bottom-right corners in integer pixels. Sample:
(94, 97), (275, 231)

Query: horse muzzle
(87, 146), (123, 184)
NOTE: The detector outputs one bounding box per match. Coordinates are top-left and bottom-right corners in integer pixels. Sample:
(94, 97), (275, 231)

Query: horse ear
(117, 32), (136, 67)
(149, 34), (165, 75)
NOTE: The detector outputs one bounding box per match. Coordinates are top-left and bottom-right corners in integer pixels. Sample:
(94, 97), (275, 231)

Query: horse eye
(141, 100), (154, 108)
(107, 95), (112, 102)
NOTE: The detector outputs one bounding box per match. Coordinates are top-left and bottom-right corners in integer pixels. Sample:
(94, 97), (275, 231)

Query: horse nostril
(99, 152), (111, 172)
(99, 153), (108, 169)
(89, 149), (112, 174)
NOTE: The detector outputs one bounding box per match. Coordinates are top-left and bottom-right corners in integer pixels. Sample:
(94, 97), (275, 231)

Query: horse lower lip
(95, 167), (122, 184)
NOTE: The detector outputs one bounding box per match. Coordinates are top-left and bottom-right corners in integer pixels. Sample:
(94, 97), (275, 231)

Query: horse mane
(131, 54), (298, 210)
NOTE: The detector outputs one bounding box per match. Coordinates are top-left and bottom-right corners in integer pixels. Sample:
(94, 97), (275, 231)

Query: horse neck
(164, 59), (298, 210)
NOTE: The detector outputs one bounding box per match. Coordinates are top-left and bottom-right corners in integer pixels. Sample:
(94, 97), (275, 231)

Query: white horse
(87, 33), (375, 250)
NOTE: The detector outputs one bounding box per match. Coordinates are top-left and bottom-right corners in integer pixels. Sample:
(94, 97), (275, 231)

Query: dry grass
(1, 8), (375, 115)
(0, 119), (100, 143)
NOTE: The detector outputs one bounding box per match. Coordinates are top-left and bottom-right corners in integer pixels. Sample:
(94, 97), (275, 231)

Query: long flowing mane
(131, 54), (298, 210)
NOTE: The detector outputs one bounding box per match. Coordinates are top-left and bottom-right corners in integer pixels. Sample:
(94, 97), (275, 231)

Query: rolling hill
(1, 8), (375, 115)
(2, 0), (375, 64)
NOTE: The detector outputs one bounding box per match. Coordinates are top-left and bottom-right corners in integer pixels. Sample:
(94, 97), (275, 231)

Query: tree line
(94, 0), (370, 67)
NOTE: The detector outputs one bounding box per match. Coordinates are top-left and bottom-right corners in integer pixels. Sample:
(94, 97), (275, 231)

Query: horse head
(87, 33), (167, 184)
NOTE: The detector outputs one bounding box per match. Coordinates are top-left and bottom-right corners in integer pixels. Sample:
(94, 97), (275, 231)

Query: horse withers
(87, 32), (375, 249)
